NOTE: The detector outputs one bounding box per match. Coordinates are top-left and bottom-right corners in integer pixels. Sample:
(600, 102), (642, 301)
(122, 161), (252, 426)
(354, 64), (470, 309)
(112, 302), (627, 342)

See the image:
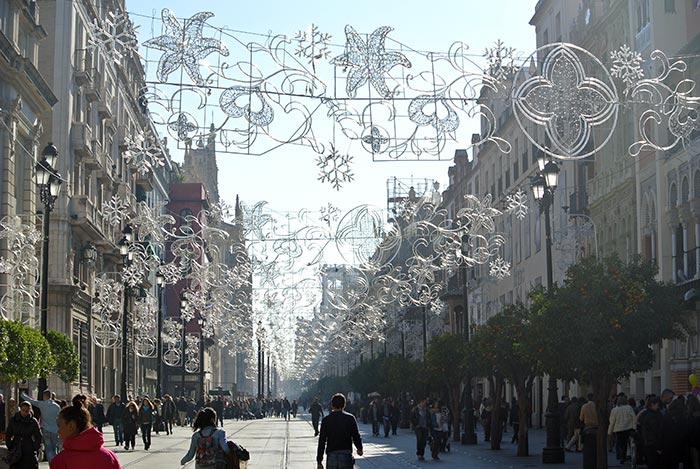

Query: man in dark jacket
(317, 393), (362, 469)
(310, 397), (324, 436)
(410, 398), (433, 461)
(638, 396), (663, 469)
(105, 395), (125, 447)
(5, 401), (42, 468)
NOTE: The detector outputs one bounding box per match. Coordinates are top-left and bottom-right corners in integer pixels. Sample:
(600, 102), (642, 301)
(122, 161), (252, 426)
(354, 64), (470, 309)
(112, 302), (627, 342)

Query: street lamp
(36, 142), (62, 399)
(155, 270), (165, 399)
(460, 235), (477, 445)
(120, 225), (133, 401)
(197, 317), (206, 401)
(530, 159), (565, 464)
(180, 293), (188, 396)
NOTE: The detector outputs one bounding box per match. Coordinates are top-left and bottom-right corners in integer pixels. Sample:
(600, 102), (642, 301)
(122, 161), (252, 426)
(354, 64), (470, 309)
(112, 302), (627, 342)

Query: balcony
(98, 89), (114, 120)
(85, 69), (102, 102)
(635, 22), (651, 53)
(70, 122), (95, 160)
(73, 49), (93, 87)
(68, 195), (115, 243)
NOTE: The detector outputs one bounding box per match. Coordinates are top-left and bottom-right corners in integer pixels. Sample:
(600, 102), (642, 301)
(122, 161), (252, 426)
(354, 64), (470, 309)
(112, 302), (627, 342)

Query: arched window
(693, 170), (700, 199)
(670, 182), (678, 208)
(681, 176), (689, 203)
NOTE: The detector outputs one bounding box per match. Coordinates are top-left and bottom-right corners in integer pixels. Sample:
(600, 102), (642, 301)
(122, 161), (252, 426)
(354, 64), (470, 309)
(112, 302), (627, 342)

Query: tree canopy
(46, 330), (80, 384)
(0, 319), (53, 383)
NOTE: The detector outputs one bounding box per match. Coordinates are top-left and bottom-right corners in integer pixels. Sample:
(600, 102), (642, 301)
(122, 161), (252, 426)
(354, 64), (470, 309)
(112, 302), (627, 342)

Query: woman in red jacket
(50, 395), (120, 469)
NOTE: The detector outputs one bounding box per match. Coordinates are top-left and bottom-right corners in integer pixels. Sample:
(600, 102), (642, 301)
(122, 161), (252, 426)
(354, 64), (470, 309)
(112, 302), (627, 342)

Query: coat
(48, 427), (119, 469)
(5, 411), (42, 469)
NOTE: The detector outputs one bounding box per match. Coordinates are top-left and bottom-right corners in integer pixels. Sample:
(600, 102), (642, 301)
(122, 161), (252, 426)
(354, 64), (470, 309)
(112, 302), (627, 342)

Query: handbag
(3, 438), (23, 465)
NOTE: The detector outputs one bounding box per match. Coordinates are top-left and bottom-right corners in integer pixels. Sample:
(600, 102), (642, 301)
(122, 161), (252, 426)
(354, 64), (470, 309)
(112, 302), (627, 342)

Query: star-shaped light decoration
(143, 9), (229, 86)
(331, 25), (411, 98)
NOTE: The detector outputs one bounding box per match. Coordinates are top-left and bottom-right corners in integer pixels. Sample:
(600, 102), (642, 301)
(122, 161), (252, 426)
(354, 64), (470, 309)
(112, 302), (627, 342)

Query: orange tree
(424, 333), (481, 441)
(470, 304), (541, 452)
(531, 255), (689, 469)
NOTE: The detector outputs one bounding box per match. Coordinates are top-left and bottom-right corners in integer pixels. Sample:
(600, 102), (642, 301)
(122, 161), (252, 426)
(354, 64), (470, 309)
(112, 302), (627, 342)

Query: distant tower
(181, 123), (220, 203)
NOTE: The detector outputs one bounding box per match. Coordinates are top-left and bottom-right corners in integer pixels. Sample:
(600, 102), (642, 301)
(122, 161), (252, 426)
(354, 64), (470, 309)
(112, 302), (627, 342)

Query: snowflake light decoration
(319, 203), (340, 225)
(484, 39), (516, 81)
(610, 45), (644, 91)
(317, 145), (354, 190)
(294, 24), (331, 72)
(505, 189), (528, 220)
(123, 130), (165, 175)
(103, 195), (130, 227)
(489, 257), (511, 280)
(89, 11), (139, 63)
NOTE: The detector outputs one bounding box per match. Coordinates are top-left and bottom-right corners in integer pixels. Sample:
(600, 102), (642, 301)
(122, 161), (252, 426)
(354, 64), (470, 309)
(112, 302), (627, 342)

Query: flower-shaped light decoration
(513, 43), (618, 159)
(143, 9), (229, 86)
(457, 194), (501, 235)
(133, 292), (158, 357)
(361, 125), (390, 154)
(331, 25), (411, 99)
(167, 112), (199, 141)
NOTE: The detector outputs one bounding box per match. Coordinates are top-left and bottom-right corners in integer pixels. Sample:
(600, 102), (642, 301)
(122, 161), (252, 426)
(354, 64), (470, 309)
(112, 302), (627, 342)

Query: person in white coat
(607, 395), (636, 464)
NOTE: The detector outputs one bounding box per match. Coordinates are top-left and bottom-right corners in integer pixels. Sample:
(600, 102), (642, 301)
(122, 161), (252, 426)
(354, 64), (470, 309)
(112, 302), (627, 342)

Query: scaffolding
(386, 176), (437, 223)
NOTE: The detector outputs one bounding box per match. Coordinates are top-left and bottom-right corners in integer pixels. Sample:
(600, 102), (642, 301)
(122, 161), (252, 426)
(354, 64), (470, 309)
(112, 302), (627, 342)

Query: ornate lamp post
(155, 271), (165, 398)
(119, 225), (133, 401)
(180, 293), (189, 395)
(460, 235), (477, 444)
(36, 142), (62, 399)
(531, 159), (565, 464)
(197, 317), (206, 401)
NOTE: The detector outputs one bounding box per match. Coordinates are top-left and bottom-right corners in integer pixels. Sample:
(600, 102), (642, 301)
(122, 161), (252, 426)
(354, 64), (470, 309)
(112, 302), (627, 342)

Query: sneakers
(418, 455), (425, 460)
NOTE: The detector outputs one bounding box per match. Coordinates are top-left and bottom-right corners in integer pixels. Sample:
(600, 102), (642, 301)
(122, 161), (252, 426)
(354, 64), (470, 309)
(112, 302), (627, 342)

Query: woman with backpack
(181, 407), (230, 469)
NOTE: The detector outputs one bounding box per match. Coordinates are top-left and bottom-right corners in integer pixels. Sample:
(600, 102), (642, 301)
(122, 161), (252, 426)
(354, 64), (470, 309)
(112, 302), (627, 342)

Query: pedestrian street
(31, 412), (623, 469)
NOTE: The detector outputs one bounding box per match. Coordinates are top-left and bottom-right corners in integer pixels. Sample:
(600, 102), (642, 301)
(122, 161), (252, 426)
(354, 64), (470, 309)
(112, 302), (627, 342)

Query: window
(535, 213), (542, 252)
(514, 162), (519, 181)
(180, 208), (193, 227)
(555, 12), (562, 41)
(664, 0), (675, 13)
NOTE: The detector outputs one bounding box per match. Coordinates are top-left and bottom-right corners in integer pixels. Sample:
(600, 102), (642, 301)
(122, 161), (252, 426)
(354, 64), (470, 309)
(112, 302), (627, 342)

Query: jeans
(112, 421), (123, 445)
(141, 423), (152, 449)
(415, 427), (429, 457)
(312, 416), (320, 435)
(326, 450), (354, 469)
(382, 416), (391, 437)
(43, 430), (59, 462)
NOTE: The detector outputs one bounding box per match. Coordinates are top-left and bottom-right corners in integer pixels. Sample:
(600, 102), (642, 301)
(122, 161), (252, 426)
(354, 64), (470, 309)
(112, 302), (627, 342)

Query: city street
(33, 413), (621, 469)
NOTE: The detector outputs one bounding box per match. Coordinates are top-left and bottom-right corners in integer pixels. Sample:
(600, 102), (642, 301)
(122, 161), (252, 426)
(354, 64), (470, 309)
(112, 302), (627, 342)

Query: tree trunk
(514, 379), (533, 457)
(490, 376), (504, 450)
(447, 381), (462, 442)
(592, 375), (615, 469)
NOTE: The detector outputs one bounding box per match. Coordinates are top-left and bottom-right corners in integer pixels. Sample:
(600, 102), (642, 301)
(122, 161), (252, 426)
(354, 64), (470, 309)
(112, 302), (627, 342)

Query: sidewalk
(354, 419), (623, 468)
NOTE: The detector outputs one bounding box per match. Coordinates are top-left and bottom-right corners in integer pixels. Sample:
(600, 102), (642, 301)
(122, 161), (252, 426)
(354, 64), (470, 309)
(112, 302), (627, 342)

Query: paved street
(32, 413), (623, 468)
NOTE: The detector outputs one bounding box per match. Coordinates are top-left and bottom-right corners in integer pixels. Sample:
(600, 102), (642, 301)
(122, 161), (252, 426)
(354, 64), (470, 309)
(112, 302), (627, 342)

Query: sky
(126, 0), (539, 216)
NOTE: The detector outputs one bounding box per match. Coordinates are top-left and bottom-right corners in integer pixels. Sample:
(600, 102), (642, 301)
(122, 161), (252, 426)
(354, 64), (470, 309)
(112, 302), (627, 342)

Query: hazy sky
(127, 0), (539, 215)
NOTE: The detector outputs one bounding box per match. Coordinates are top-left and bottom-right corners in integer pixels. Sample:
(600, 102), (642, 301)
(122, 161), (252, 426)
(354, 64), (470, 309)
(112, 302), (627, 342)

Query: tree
(424, 333), (477, 442)
(46, 330), (80, 384)
(471, 303), (541, 455)
(532, 255), (690, 469)
(0, 320), (53, 384)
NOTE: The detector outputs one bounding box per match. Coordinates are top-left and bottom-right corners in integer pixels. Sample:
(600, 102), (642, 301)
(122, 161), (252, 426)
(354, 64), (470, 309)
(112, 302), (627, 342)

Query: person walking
(608, 395), (636, 464)
(292, 400), (299, 418)
(5, 401), (42, 469)
(213, 397), (224, 427)
(138, 398), (155, 450)
(316, 393), (363, 469)
(121, 401), (139, 451)
(580, 393), (599, 469)
(180, 407), (230, 469)
(510, 398), (520, 444)
(638, 396), (663, 469)
(49, 395), (119, 469)
(105, 395), (125, 447)
(310, 397), (324, 436)
(661, 397), (689, 469)
(410, 398), (432, 461)
(90, 398), (107, 434)
(177, 397), (188, 427)
(21, 389), (60, 463)
(161, 395), (177, 435)
(429, 401), (443, 460)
